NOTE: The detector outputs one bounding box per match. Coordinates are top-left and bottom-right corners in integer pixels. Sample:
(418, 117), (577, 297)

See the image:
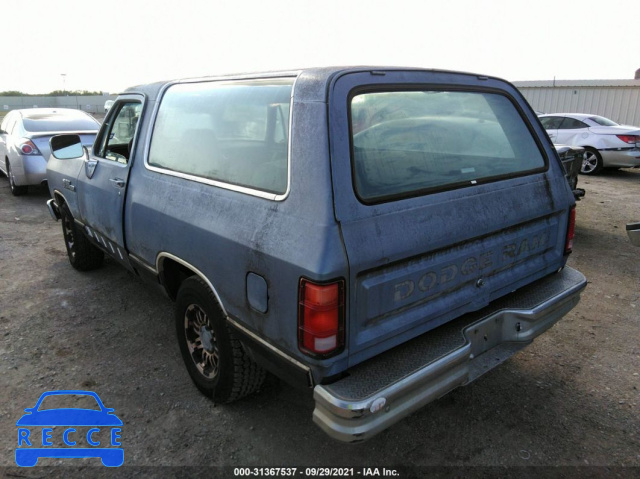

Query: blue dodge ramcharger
(45, 67), (587, 442)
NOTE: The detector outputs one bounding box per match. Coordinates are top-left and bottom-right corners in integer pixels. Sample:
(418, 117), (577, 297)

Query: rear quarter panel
(124, 91), (351, 376)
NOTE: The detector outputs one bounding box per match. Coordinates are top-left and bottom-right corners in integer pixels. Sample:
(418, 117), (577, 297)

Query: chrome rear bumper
(627, 222), (640, 247)
(313, 267), (587, 442)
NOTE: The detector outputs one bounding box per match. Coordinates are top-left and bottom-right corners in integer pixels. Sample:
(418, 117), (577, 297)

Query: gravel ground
(0, 169), (638, 478)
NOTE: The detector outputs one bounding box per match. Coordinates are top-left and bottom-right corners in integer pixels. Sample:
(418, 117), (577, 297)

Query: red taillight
(18, 139), (41, 156)
(565, 206), (576, 254)
(298, 278), (345, 357)
(616, 134), (640, 144)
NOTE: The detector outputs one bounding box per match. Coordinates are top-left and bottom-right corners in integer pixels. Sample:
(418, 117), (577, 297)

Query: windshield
(588, 116), (618, 127)
(350, 90), (546, 202)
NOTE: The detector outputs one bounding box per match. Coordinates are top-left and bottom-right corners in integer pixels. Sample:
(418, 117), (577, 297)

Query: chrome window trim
(143, 73), (300, 202)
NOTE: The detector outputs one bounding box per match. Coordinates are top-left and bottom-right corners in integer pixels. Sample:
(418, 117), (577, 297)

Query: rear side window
(350, 90), (546, 202)
(0, 113), (11, 131)
(539, 116), (564, 129)
(3, 114), (19, 135)
(148, 78), (293, 195)
(558, 118), (588, 129)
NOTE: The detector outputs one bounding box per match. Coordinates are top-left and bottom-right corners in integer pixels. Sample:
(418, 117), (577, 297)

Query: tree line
(0, 90), (105, 97)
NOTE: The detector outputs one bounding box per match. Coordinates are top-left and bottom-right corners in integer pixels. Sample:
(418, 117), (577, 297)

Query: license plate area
(465, 314), (505, 358)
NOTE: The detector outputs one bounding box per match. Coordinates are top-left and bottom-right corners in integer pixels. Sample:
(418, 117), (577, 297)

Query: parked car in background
(539, 113), (640, 175)
(0, 108), (100, 195)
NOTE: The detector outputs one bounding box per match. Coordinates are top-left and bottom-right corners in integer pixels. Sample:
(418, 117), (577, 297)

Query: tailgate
(327, 70), (574, 366)
(343, 178), (568, 364)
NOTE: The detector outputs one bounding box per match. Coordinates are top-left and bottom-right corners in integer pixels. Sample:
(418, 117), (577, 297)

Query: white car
(539, 113), (640, 174)
(0, 108), (100, 195)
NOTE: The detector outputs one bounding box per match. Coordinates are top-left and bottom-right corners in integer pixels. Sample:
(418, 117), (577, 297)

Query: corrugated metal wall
(517, 86), (640, 126)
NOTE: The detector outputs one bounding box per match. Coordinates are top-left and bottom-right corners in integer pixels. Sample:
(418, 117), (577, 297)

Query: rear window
(588, 115), (618, 127)
(148, 78), (293, 195)
(22, 112), (99, 133)
(350, 90), (546, 202)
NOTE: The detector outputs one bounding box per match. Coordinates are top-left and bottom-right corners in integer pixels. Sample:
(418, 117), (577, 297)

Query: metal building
(513, 79), (640, 126)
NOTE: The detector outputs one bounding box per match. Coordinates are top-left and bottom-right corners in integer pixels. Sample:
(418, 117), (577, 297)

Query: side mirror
(50, 134), (84, 160)
(627, 222), (640, 247)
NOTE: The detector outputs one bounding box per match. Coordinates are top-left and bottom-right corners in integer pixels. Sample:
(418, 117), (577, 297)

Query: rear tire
(580, 147), (603, 175)
(175, 276), (265, 403)
(59, 203), (104, 271)
(7, 161), (28, 196)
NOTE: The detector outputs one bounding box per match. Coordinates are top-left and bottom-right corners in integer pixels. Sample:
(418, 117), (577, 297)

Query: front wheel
(175, 277), (265, 403)
(59, 203), (104, 271)
(580, 148), (603, 175)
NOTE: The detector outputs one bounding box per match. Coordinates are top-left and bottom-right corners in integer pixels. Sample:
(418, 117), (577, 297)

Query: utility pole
(61, 74), (67, 94)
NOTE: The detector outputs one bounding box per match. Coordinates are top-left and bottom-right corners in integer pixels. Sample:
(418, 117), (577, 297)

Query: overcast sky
(4, 0), (638, 94)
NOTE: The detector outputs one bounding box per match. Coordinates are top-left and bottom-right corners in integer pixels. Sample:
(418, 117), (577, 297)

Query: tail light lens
(616, 134), (640, 144)
(18, 139), (41, 156)
(298, 278), (345, 357)
(565, 206), (576, 255)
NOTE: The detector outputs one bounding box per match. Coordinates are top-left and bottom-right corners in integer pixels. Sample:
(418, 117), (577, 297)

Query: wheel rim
(581, 151), (599, 174)
(184, 304), (219, 379)
(61, 213), (76, 260)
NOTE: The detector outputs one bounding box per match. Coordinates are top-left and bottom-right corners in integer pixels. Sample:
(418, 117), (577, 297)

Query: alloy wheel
(581, 151), (599, 174)
(184, 304), (219, 379)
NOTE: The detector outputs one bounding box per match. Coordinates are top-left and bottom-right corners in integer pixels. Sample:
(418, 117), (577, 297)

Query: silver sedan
(539, 113), (640, 175)
(0, 108), (99, 195)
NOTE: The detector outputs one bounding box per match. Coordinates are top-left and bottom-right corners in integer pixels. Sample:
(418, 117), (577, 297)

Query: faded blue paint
(47, 67), (576, 384)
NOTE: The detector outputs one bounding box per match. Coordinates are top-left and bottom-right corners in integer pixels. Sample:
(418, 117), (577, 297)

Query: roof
(513, 79), (640, 88)
(122, 66), (504, 103)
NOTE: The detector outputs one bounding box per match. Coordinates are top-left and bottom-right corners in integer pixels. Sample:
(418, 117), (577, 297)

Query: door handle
(109, 178), (125, 188)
